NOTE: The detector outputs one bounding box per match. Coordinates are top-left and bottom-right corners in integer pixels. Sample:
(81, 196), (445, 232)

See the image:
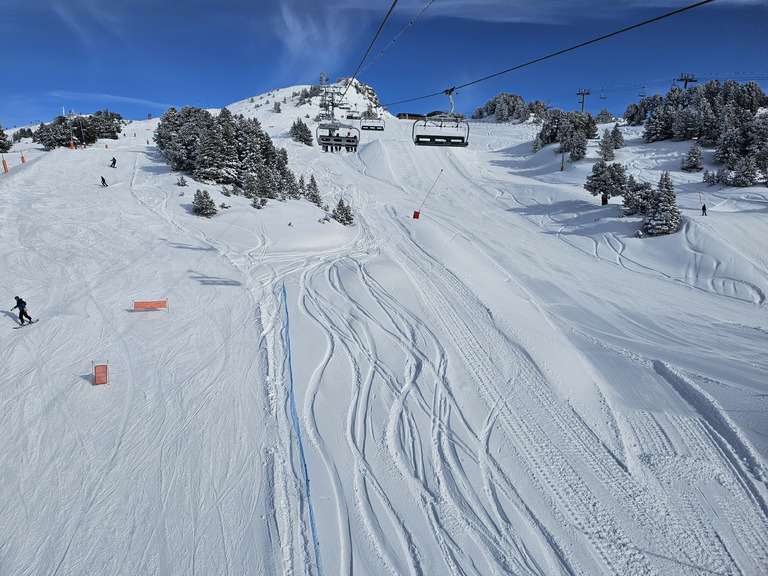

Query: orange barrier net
(93, 363), (108, 386)
(133, 300), (167, 310)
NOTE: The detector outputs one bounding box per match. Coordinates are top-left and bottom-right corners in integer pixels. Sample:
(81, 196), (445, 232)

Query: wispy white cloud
(289, 0), (756, 25)
(50, 0), (129, 48)
(268, 5), (365, 83)
(48, 91), (172, 109)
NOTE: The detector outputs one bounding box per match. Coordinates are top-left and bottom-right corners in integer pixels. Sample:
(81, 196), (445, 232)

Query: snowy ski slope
(1, 89), (767, 575)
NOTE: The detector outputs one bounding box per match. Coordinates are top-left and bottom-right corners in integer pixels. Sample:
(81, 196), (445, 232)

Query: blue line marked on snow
(283, 282), (324, 576)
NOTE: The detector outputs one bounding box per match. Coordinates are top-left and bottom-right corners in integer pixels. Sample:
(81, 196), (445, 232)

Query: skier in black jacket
(11, 296), (33, 325)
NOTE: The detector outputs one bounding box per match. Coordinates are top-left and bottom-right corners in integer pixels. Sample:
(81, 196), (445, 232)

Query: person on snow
(110, 157), (117, 168)
(101, 176), (108, 187)
(11, 296), (33, 325)
(701, 203), (707, 216)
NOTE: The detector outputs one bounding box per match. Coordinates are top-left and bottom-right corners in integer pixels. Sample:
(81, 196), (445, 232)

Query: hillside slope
(1, 99), (767, 575)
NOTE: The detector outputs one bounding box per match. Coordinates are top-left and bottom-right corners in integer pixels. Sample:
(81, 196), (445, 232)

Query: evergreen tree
(567, 132), (588, 162)
(154, 107), (181, 157)
(747, 113), (768, 176)
(471, 107), (486, 120)
(643, 105), (675, 142)
(623, 103), (644, 126)
(665, 86), (687, 109)
(305, 175), (323, 207)
(681, 141), (703, 172)
(596, 108), (614, 124)
(611, 124), (625, 149)
(194, 120), (226, 183)
(192, 189), (218, 218)
(671, 108), (699, 142)
(297, 174), (306, 197)
(533, 108), (566, 151)
(527, 100), (548, 123)
(332, 198), (354, 226)
(290, 118), (314, 146)
(584, 160), (627, 205)
(730, 156), (759, 187)
(0, 124), (11, 152)
(622, 175), (654, 216)
(696, 97), (720, 146)
(216, 108), (240, 185)
(713, 126), (744, 169)
(598, 129), (615, 161)
(644, 172), (682, 236)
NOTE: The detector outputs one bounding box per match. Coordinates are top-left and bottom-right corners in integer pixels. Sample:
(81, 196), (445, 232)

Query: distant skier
(701, 203), (707, 216)
(11, 296), (33, 325)
(110, 157), (117, 168)
(101, 176), (108, 187)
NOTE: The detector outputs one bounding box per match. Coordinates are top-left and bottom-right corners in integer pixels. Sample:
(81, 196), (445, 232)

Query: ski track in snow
(1, 106), (767, 575)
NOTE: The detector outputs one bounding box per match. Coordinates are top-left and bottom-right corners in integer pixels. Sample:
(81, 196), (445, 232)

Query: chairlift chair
(638, 86), (647, 98)
(361, 117), (385, 131)
(316, 120), (360, 150)
(412, 88), (469, 148)
(599, 89), (607, 100)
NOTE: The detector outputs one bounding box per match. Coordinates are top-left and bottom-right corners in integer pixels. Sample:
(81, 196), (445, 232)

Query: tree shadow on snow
(512, 200), (643, 239)
(165, 240), (216, 251)
(187, 271), (242, 286)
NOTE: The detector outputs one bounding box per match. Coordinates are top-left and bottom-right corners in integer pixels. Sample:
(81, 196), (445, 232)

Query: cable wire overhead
(359, 0), (437, 75)
(384, 0), (717, 107)
(341, 0), (401, 101)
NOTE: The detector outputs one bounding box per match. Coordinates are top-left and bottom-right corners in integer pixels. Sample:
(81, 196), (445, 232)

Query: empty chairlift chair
(361, 117), (385, 131)
(412, 88), (469, 148)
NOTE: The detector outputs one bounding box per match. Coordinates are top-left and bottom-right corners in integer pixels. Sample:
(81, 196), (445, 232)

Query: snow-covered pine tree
(747, 113), (768, 177)
(305, 174), (323, 207)
(193, 189), (218, 218)
(611, 124), (625, 149)
(665, 85), (687, 109)
(297, 174), (306, 196)
(0, 124), (13, 152)
(194, 120), (226, 183)
(622, 103), (644, 126)
(730, 156), (759, 187)
(290, 118), (314, 146)
(681, 141), (703, 172)
(598, 129), (615, 161)
(671, 107), (699, 142)
(154, 107), (181, 158)
(568, 132), (588, 162)
(696, 97), (720, 147)
(471, 107), (485, 120)
(584, 160), (627, 205)
(713, 126), (744, 170)
(332, 198), (354, 226)
(596, 108), (614, 124)
(622, 175), (654, 215)
(643, 105), (675, 142)
(216, 108), (241, 185)
(644, 172), (682, 236)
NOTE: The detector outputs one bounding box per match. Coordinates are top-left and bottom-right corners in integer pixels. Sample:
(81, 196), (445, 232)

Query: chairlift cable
(341, 0), (401, 102)
(384, 0), (716, 108)
(359, 0), (437, 75)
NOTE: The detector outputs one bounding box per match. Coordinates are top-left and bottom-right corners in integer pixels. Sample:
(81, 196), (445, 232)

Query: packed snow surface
(2, 88), (767, 575)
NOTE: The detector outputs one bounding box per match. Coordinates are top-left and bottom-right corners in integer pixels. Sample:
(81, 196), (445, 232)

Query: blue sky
(1, 0), (766, 128)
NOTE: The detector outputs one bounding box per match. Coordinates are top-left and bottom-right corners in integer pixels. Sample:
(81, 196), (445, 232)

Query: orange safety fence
(93, 362), (108, 385)
(133, 300), (168, 311)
